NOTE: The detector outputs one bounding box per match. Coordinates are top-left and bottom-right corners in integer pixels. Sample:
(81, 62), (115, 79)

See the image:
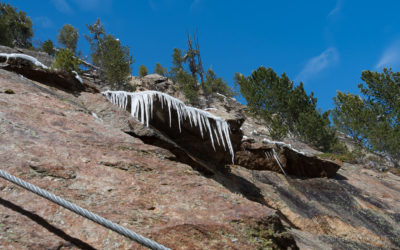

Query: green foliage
(333, 68), (400, 160)
(85, 19), (132, 89)
(4, 89), (15, 94)
(102, 35), (132, 88)
(169, 48), (184, 80)
(235, 66), (339, 152)
(318, 150), (361, 164)
(269, 115), (288, 140)
(52, 48), (80, 72)
(41, 40), (55, 56)
(296, 110), (338, 152)
(204, 69), (235, 97)
(0, 3), (33, 48)
(332, 92), (370, 145)
(139, 65), (148, 77)
(176, 69), (199, 105)
(154, 62), (167, 76)
(85, 19), (106, 69)
(57, 24), (79, 52)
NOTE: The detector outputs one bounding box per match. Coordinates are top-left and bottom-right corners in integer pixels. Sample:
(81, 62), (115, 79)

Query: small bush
(139, 65), (148, 77)
(52, 48), (80, 72)
(42, 40), (55, 56)
(318, 146), (363, 164)
(204, 68), (235, 97)
(154, 62), (167, 76)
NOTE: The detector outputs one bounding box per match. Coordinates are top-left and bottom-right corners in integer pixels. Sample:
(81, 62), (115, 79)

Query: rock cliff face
(0, 69), (296, 249)
(0, 51), (399, 249)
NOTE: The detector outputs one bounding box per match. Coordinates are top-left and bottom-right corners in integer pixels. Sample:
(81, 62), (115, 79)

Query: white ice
(204, 107), (217, 111)
(102, 90), (235, 162)
(0, 53), (48, 69)
(72, 70), (83, 84)
(262, 138), (306, 155)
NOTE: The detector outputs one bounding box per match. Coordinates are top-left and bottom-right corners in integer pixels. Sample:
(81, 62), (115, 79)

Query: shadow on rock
(255, 172), (400, 248)
(0, 197), (97, 250)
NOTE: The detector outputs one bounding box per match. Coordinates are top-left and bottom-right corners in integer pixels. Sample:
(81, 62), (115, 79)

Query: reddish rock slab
(0, 69), (297, 249)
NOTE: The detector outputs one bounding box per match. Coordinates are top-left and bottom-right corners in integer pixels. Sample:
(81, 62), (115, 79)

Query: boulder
(132, 74), (180, 97)
(235, 141), (341, 178)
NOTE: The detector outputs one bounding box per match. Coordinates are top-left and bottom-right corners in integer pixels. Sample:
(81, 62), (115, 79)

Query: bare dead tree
(194, 30), (205, 86)
(185, 30), (205, 87)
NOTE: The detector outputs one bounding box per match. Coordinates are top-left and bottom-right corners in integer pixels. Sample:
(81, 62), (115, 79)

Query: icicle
(213, 127), (220, 146)
(102, 90), (235, 162)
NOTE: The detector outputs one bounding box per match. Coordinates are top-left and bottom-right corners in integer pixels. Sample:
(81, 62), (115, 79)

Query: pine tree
(235, 66), (339, 152)
(85, 19), (133, 89)
(42, 40), (55, 56)
(85, 19), (106, 70)
(101, 35), (132, 88)
(332, 92), (370, 145)
(204, 68), (235, 97)
(139, 65), (148, 77)
(57, 24), (79, 52)
(154, 62), (167, 76)
(0, 3), (33, 48)
(333, 68), (400, 160)
(52, 48), (80, 72)
(170, 48), (184, 80)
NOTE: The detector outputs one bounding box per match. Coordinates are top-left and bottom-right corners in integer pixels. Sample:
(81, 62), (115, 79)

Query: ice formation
(72, 70), (83, 84)
(204, 107), (217, 111)
(91, 112), (100, 120)
(102, 90), (235, 161)
(262, 138), (306, 155)
(216, 92), (227, 101)
(0, 53), (48, 69)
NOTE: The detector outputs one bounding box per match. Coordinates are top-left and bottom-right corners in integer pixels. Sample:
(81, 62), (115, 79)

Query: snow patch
(102, 90), (235, 162)
(72, 71), (83, 84)
(0, 53), (48, 69)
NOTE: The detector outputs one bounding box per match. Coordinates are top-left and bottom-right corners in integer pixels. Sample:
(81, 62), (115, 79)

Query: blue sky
(7, 0), (400, 110)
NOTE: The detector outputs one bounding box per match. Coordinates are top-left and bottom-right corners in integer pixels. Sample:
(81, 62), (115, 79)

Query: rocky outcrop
(236, 140), (341, 178)
(0, 45), (53, 67)
(0, 52), (98, 93)
(139, 94), (244, 166)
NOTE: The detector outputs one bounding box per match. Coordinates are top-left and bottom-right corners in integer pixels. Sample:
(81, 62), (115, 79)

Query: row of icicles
(102, 90), (235, 162)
